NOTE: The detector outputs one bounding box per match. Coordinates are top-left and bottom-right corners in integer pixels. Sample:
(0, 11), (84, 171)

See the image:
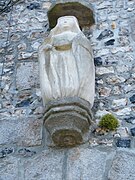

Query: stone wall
(0, 0), (135, 179)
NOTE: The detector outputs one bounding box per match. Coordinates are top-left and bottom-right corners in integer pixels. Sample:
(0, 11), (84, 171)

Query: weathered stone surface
(94, 57), (102, 66)
(18, 52), (33, 59)
(99, 87), (111, 97)
(0, 117), (42, 146)
(106, 75), (125, 84)
(116, 127), (129, 138)
(95, 110), (110, 118)
(125, 116), (135, 124)
(16, 62), (39, 90)
(0, 156), (19, 180)
(42, 2), (51, 9)
(27, 2), (40, 10)
(114, 108), (131, 116)
(0, 147), (14, 158)
(130, 95), (135, 103)
(96, 67), (114, 75)
(97, 29), (114, 40)
(112, 98), (127, 107)
(24, 149), (64, 180)
(67, 148), (112, 180)
(116, 138), (131, 148)
(105, 39), (115, 46)
(130, 18), (135, 41)
(18, 148), (36, 157)
(130, 127), (135, 136)
(96, 48), (109, 56)
(108, 150), (135, 180)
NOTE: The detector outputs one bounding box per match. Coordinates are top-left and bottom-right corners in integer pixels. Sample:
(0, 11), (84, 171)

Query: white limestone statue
(38, 16), (95, 107)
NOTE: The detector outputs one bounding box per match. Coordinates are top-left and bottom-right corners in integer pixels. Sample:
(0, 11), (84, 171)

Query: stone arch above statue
(48, 0), (95, 29)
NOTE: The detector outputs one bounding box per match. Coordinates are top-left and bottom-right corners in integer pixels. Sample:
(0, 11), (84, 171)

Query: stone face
(108, 150), (135, 180)
(67, 148), (111, 180)
(0, 117), (42, 146)
(24, 149), (64, 180)
(0, 156), (19, 180)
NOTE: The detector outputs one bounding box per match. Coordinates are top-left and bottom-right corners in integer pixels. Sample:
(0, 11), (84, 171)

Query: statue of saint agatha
(39, 16), (95, 107)
(38, 16), (95, 146)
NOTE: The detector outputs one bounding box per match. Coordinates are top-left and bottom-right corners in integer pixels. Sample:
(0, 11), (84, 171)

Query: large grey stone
(0, 156), (19, 180)
(24, 149), (64, 180)
(16, 62), (39, 90)
(108, 150), (135, 180)
(130, 19), (135, 41)
(0, 117), (42, 146)
(67, 147), (111, 180)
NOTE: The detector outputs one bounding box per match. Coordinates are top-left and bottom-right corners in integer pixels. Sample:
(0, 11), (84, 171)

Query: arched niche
(48, 0), (95, 29)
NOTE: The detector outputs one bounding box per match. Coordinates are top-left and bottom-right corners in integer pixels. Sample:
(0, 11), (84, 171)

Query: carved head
(50, 16), (81, 35)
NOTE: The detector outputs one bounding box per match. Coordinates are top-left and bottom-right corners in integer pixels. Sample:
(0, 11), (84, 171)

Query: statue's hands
(39, 44), (53, 53)
(44, 44), (53, 51)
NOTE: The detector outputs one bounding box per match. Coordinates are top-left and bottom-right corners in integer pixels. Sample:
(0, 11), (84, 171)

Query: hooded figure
(38, 16), (95, 108)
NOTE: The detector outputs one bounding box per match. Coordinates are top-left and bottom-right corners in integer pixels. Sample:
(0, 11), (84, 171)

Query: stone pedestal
(44, 97), (92, 147)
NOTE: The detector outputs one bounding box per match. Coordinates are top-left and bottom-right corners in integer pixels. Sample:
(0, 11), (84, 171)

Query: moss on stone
(99, 114), (119, 131)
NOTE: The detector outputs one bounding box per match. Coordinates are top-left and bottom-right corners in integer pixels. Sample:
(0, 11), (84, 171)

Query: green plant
(99, 113), (119, 131)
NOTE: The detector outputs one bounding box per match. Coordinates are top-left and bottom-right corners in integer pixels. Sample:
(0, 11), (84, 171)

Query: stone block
(0, 156), (19, 180)
(116, 138), (131, 148)
(96, 67), (114, 75)
(24, 149), (64, 180)
(16, 62), (39, 90)
(67, 148), (110, 180)
(114, 107), (131, 116)
(112, 98), (127, 107)
(130, 19), (135, 41)
(0, 117), (42, 146)
(44, 97), (92, 147)
(108, 150), (135, 180)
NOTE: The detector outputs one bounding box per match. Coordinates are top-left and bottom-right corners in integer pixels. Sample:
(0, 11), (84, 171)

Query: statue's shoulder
(73, 32), (93, 56)
(74, 32), (90, 44)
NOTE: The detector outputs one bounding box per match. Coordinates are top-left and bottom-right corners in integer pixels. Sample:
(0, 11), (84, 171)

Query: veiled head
(50, 16), (81, 35)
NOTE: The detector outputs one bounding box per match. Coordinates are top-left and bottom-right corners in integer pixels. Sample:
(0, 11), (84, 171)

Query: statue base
(44, 97), (93, 147)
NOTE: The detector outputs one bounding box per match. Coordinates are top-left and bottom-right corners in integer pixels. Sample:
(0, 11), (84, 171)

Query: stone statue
(38, 16), (95, 147)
